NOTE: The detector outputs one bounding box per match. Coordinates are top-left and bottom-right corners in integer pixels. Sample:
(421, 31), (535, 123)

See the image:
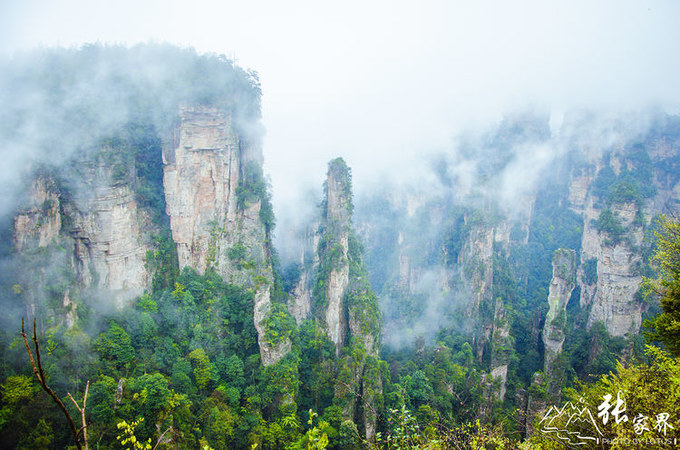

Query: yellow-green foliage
(527, 346), (680, 449)
(645, 214), (680, 355)
(116, 418), (153, 450)
(372, 408), (516, 450)
(188, 348), (215, 390)
(264, 303), (296, 346)
(0, 375), (36, 429)
(305, 410), (329, 450)
(652, 215), (680, 280)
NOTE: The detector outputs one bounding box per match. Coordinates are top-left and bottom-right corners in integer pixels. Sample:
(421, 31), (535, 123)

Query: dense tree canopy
(645, 214), (680, 356)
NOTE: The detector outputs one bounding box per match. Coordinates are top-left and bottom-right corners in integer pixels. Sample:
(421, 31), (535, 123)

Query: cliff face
(12, 103), (288, 366)
(162, 105), (241, 275)
(323, 163), (352, 352)
(459, 226), (495, 358)
(490, 302), (511, 401)
(13, 176), (61, 252)
(580, 201), (644, 336)
(163, 105), (288, 366)
(459, 223), (513, 401)
(13, 158), (153, 310)
(358, 192), (521, 401)
(13, 176), (73, 325)
(65, 162), (152, 299)
(354, 113), (680, 415)
(291, 158), (355, 353)
(542, 249), (576, 384)
(570, 148), (674, 338)
(292, 158), (382, 440)
(289, 226), (318, 323)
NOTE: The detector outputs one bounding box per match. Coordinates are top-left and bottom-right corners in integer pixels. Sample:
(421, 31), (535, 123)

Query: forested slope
(0, 45), (679, 449)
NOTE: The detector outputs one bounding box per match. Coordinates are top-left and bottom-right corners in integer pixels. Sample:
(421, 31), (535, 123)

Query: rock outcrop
(460, 221), (515, 401)
(13, 103), (289, 365)
(162, 105), (241, 275)
(459, 225), (495, 362)
(322, 161), (353, 352)
(163, 104), (288, 366)
(290, 265), (314, 324)
(490, 301), (512, 401)
(291, 158), (354, 352)
(13, 159), (153, 310)
(542, 248), (577, 394)
(13, 176), (61, 252)
(292, 158), (382, 441)
(580, 200), (644, 336)
(65, 161), (152, 300)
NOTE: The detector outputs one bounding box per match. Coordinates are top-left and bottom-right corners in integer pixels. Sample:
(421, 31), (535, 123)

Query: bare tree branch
(68, 380), (90, 450)
(152, 426), (173, 450)
(21, 317), (87, 450)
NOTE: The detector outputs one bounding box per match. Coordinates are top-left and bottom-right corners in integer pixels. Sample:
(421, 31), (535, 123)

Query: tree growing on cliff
(645, 214), (680, 356)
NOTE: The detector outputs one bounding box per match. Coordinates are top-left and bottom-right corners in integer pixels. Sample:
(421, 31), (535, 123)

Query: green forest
(1, 45), (679, 449)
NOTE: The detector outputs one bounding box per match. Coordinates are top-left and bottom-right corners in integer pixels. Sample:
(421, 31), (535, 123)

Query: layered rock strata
(162, 104), (288, 366)
(14, 162), (152, 308)
(542, 248), (577, 394)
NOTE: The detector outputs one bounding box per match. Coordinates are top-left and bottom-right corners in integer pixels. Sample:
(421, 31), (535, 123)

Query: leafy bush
(583, 258), (598, 285)
(596, 209), (626, 245)
(264, 303), (296, 346)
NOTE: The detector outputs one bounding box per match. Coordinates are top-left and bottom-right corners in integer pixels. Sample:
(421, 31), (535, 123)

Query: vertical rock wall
(573, 163), (646, 337)
(323, 161), (352, 352)
(291, 159), (355, 353)
(65, 162), (152, 300)
(13, 162), (153, 310)
(542, 249), (576, 390)
(289, 226), (318, 324)
(162, 104), (288, 366)
(292, 158), (382, 440)
(582, 201), (645, 336)
(162, 105), (240, 274)
(490, 301), (511, 401)
(13, 176), (62, 252)
(459, 226), (495, 361)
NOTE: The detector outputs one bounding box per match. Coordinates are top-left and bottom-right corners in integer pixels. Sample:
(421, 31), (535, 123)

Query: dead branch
(68, 380), (90, 450)
(152, 426), (173, 450)
(21, 317), (88, 450)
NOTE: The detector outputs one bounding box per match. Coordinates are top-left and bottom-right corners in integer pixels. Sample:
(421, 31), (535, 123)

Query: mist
(2, 1), (680, 352)
(3, 1), (680, 219)
(0, 44), (261, 218)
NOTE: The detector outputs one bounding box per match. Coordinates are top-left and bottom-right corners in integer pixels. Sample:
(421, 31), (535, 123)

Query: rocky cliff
(322, 160), (353, 352)
(459, 221), (514, 401)
(162, 105), (241, 275)
(13, 153), (154, 317)
(13, 176), (61, 252)
(292, 158), (355, 352)
(291, 158), (382, 440)
(580, 200), (645, 336)
(65, 160), (152, 300)
(459, 225), (495, 358)
(354, 112), (680, 414)
(542, 248), (576, 392)
(289, 228), (317, 324)
(163, 104), (288, 366)
(568, 142), (680, 339)
(12, 101), (288, 366)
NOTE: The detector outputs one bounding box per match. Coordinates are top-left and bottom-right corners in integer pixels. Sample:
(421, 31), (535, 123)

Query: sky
(2, 0), (680, 225)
